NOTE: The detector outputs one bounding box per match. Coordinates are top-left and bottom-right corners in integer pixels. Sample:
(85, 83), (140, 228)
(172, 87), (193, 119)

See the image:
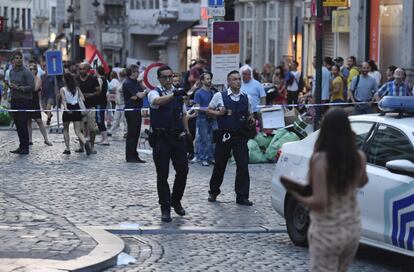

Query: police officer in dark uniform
(206, 70), (254, 206)
(147, 66), (189, 222)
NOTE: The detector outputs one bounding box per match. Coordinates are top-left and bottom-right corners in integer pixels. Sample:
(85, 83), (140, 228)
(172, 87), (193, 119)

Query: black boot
(161, 205), (172, 222)
(172, 202), (186, 216)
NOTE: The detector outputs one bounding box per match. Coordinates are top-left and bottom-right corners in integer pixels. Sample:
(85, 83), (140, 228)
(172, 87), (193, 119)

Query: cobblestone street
(0, 126), (413, 271)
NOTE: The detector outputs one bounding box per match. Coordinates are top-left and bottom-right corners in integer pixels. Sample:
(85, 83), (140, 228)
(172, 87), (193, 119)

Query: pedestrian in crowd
(95, 66), (110, 145)
(330, 64), (345, 103)
(193, 72), (217, 166)
(40, 69), (56, 125)
(148, 65), (189, 222)
(312, 56), (331, 104)
(60, 73), (91, 155)
(76, 62), (100, 154)
(285, 61), (301, 107)
(368, 60), (382, 87)
(272, 65), (287, 104)
(123, 64), (147, 163)
(207, 70), (254, 206)
(346, 56), (360, 91)
(241, 65), (266, 129)
(107, 71), (120, 128)
(108, 69), (127, 137)
(285, 108), (368, 272)
(385, 65), (397, 82)
(188, 59), (206, 87)
(374, 68), (413, 100)
(8, 50), (35, 155)
(324, 57), (335, 71)
(186, 78), (201, 162)
(334, 57), (349, 79)
(0, 68), (4, 104)
(348, 61), (378, 115)
(260, 63), (274, 83)
(27, 63), (52, 146)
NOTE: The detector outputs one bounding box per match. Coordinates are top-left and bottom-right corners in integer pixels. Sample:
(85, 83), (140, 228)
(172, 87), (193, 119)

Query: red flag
(85, 43), (110, 74)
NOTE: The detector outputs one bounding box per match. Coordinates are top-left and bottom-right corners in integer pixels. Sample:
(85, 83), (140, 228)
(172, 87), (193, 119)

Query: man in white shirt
(206, 70), (254, 206)
(240, 65), (265, 129)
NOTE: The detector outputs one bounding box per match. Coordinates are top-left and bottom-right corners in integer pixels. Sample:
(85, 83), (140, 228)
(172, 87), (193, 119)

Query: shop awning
(148, 21), (197, 48)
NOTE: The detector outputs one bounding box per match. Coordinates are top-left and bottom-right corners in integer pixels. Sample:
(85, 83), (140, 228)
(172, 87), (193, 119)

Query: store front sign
(323, 0), (348, 7)
(332, 9), (349, 32)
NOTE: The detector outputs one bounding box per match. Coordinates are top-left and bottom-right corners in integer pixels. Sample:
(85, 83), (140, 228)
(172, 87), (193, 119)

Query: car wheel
(285, 195), (310, 247)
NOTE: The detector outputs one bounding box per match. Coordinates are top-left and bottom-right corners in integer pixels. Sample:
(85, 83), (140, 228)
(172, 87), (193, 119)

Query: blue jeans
(196, 116), (217, 161)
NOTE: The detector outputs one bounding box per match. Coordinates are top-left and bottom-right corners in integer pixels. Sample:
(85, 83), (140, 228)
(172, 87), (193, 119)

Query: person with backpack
(348, 62), (378, 115)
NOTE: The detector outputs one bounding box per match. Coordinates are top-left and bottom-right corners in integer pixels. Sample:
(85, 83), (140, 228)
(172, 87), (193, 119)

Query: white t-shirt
(63, 87), (80, 105)
(209, 88), (252, 112)
(368, 71), (382, 86)
(148, 85), (186, 112)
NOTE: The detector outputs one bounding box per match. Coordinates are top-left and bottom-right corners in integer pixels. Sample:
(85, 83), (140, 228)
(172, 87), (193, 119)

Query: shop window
(265, 1), (279, 66)
(242, 3), (255, 65)
(130, 0), (135, 9)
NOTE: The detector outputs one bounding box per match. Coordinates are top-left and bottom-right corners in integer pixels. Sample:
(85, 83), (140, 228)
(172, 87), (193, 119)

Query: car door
(361, 124), (414, 252)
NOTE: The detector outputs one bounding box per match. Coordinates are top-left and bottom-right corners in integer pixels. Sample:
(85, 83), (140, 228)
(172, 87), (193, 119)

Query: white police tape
(0, 101), (375, 113)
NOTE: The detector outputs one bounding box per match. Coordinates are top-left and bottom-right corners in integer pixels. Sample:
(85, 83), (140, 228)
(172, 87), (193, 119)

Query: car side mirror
(386, 160), (414, 178)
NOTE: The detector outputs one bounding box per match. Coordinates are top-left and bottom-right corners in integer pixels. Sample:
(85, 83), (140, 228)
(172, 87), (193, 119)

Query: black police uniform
(150, 87), (189, 212)
(209, 91), (251, 202)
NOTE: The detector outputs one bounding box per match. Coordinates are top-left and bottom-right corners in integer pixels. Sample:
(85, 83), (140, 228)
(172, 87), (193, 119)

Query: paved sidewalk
(0, 127), (284, 271)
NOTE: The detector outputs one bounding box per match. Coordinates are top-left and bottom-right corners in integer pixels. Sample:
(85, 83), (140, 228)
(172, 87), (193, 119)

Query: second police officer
(147, 66), (190, 222)
(206, 70), (254, 206)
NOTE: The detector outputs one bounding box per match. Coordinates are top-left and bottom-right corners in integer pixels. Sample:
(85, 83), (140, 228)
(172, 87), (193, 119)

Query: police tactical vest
(217, 91), (249, 130)
(150, 87), (184, 130)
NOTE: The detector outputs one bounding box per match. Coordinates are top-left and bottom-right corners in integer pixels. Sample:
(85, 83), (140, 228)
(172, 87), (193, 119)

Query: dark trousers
(287, 91), (299, 105)
(186, 117), (196, 157)
(125, 110), (142, 160)
(11, 99), (31, 150)
(209, 135), (250, 198)
(153, 136), (188, 206)
(96, 104), (107, 132)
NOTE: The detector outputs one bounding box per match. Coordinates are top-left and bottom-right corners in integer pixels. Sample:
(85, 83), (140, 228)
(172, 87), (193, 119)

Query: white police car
(271, 97), (414, 257)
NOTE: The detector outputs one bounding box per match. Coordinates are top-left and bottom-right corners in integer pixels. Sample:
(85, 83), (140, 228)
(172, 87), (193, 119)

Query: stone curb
(99, 225), (287, 235)
(0, 226), (124, 272)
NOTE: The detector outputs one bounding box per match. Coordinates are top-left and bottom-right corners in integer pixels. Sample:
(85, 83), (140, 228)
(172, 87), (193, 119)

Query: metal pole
(313, 0), (323, 131)
(49, 76), (62, 134)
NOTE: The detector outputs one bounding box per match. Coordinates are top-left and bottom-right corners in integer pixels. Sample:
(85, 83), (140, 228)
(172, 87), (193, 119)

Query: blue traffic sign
(45, 50), (63, 76)
(208, 0), (224, 7)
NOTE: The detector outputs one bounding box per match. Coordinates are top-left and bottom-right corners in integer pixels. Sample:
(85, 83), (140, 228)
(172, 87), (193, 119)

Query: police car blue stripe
(391, 193), (414, 247)
(407, 226), (414, 251)
(397, 211), (414, 248)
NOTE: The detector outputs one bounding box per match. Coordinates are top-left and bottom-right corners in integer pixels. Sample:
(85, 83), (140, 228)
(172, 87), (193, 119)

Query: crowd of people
(2, 49), (413, 271)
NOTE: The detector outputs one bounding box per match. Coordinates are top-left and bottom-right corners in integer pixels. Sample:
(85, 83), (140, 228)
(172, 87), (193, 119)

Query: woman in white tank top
(60, 73), (92, 155)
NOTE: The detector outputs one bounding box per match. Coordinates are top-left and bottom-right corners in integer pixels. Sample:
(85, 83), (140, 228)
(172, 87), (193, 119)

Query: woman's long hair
(63, 73), (77, 95)
(313, 108), (361, 194)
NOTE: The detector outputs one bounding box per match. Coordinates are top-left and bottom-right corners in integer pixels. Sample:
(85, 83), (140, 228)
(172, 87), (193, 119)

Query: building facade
(127, 0), (202, 72)
(234, 0), (304, 71)
(0, 0), (34, 61)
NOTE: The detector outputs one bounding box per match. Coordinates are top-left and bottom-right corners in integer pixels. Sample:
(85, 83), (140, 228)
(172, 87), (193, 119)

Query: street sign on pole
(208, 8), (225, 17)
(211, 21), (240, 85)
(45, 50), (63, 76)
(208, 0), (224, 7)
